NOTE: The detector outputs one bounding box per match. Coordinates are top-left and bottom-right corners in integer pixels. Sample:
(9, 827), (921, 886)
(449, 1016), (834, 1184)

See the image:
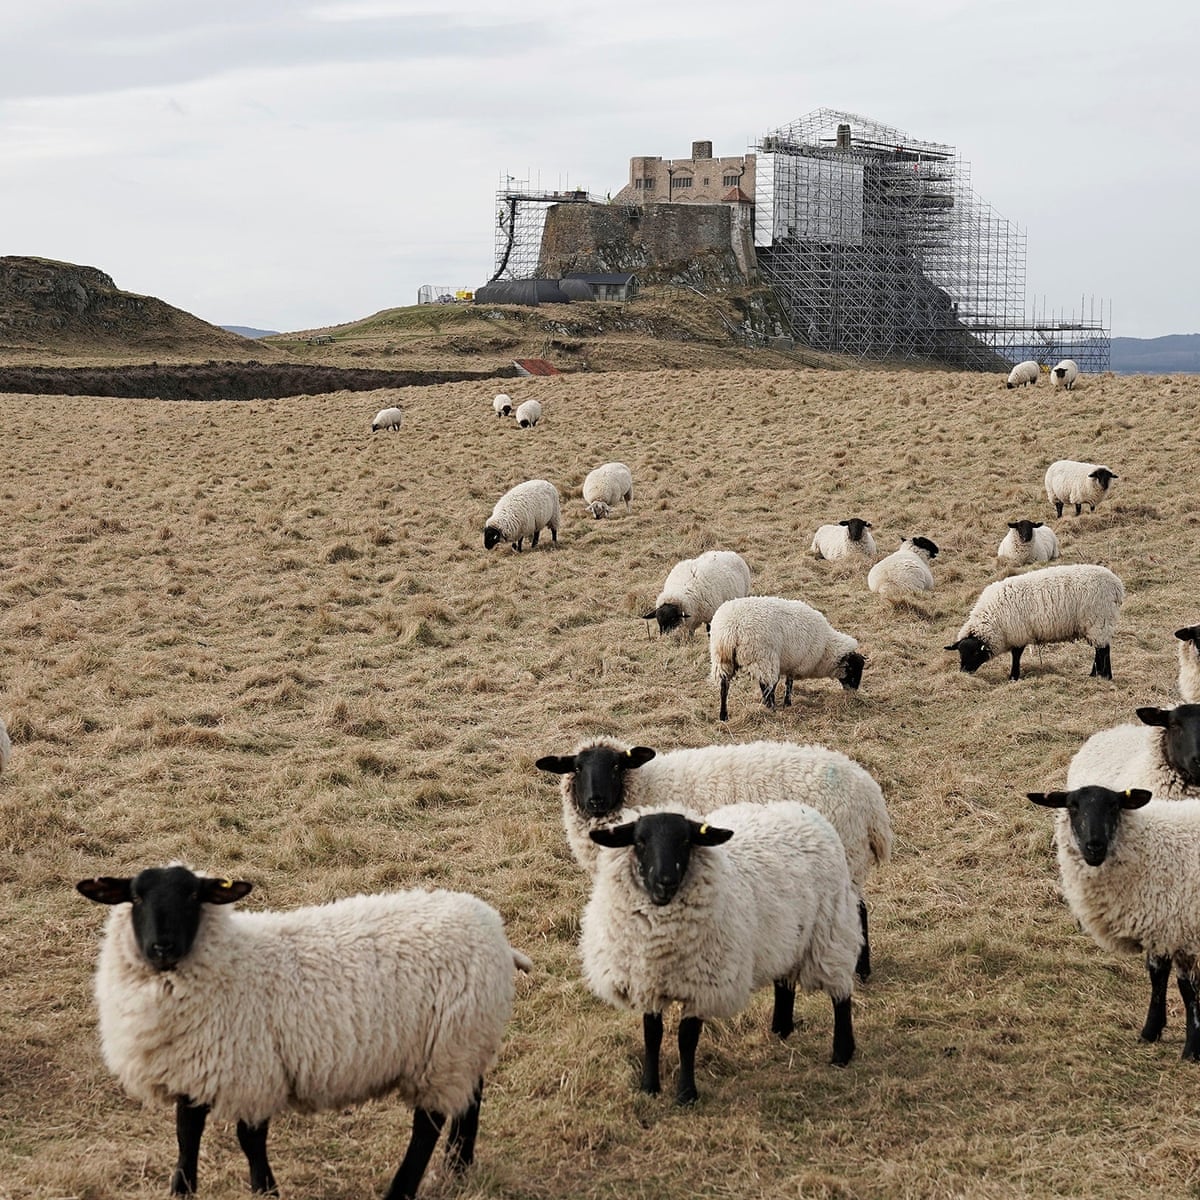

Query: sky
(3, 1), (1197, 339)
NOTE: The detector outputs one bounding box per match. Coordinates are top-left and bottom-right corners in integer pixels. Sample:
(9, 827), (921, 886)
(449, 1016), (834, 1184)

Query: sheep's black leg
(236, 1119), (278, 1195)
(550, 526), (558, 544)
(641, 1011), (664, 1093)
(445, 1080), (483, 1172)
(384, 1107), (446, 1200)
(759, 681), (777, 710)
(783, 676), (794, 707)
(1140, 954), (1171, 1042)
(719, 677), (730, 723)
(856, 899), (871, 981)
(1090, 644), (1112, 679)
(171, 1098), (209, 1195)
(676, 1016), (703, 1106)
(1074, 503), (1083, 516)
(830, 996), (856, 1066)
(1055, 500), (1064, 518)
(530, 530), (540, 548)
(771, 980), (796, 1039)
(1009, 646), (1024, 681)
(1179, 972), (1200, 1061)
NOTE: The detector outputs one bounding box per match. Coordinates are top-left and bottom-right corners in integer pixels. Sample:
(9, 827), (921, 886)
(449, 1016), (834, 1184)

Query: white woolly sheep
(0, 715), (9, 774)
(1044, 459), (1119, 518)
(643, 549), (751, 636)
(1029, 785), (1200, 1058)
(483, 479), (560, 552)
(1177, 626), (1200, 702)
(1006, 360), (1040, 388)
(867, 536), (939, 599)
(1051, 358), (1080, 389)
(945, 563), (1124, 681)
(997, 520), (1060, 566)
(492, 393), (513, 418)
(371, 406), (404, 433)
(582, 462), (633, 520)
(709, 596), (864, 721)
(514, 399), (542, 428)
(77, 864), (531, 1198)
(534, 737), (892, 980)
(1067, 704), (1200, 798)
(810, 518), (877, 563)
(583, 802), (862, 1103)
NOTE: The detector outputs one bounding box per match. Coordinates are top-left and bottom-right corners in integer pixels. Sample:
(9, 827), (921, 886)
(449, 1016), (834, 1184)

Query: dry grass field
(2, 366), (1199, 1200)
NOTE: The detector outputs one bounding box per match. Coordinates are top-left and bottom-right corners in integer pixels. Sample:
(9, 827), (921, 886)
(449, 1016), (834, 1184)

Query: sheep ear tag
(202, 878), (253, 904)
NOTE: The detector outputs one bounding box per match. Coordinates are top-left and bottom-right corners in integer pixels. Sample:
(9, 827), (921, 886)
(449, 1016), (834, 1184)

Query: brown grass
(2, 367), (1199, 1199)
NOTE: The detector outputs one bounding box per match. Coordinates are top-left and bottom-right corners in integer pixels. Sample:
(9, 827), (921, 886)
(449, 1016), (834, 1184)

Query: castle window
(675, 176), (692, 188)
(702, 177), (709, 186)
(634, 179), (643, 189)
(643, 178), (655, 191)
(723, 173), (741, 187)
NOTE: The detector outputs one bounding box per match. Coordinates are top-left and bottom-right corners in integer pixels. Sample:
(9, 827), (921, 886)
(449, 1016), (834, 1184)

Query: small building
(613, 140), (756, 208)
(559, 272), (638, 302)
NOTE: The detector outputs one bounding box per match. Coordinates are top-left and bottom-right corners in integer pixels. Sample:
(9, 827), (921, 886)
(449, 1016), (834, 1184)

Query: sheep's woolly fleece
(486, 479), (560, 547)
(652, 550), (751, 635)
(997, 523), (1059, 566)
(868, 539), (936, 598)
(583, 462), (633, 519)
(1044, 460), (1117, 514)
(1067, 722), (1200, 799)
(810, 522), (877, 563)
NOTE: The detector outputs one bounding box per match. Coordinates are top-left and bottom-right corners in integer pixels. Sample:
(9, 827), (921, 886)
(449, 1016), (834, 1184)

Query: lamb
(582, 462), (633, 520)
(0, 715), (9, 774)
(1006, 360), (1040, 388)
(534, 736), (892, 979)
(945, 563), (1124, 681)
(492, 393), (513, 418)
(1177, 626), (1200, 702)
(76, 864), (531, 1198)
(810, 518), (877, 563)
(866, 536), (939, 599)
(708, 596), (864, 721)
(1044, 459), (1119, 518)
(483, 479), (560, 552)
(642, 549), (751, 636)
(996, 520), (1060, 566)
(1028, 785), (1200, 1059)
(1066, 705), (1200, 798)
(582, 802), (862, 1103)
(1051, 358), (1080, 389)
(514, 399), (542, 428)
(371, 406), (404, 433)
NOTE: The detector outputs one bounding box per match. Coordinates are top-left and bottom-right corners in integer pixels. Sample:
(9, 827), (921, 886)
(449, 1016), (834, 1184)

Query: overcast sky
(3, 1), (1196, 338)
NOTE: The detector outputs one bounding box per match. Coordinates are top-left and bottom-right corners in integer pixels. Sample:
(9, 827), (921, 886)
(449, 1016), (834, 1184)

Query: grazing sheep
(810, 519), (877, 563)
(1177, 626), (1200, 702)
(483, 479), (560, 552)
(514, 399), (542, 428)
(535, 736), (891, 979)
(77, 864), (530, 1198)
(1006, 360), (1040, 388)
(1044, 459), (1119, 518)
(1051, 359), (1080, 389)
(945, 563), (1124, 681)
(371, 406), (404, 433)
(709, 596), (863, 722)
(492, 393), (513, 418)
(0, 715), (9, 774)
(1028, 785), (1200, 1058)
(582, 462), (633, 520)
(997, 520), (1060, 566)
(643, 550), (751, 636)
(866, 536), (939, 599)
(583, 803), (862, 1103)
(1066, 705), (1200, 798)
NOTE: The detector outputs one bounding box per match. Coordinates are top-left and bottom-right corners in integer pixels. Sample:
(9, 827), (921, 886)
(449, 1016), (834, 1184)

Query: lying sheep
(1028, 785), (1200, 1058)
(1177, 626), (1200, 702)
(1067, 704), (1200, 798)
(709, 596), (863, 721)
(483, 479), (560, 552)
(867, 536), (939, 599)
(1044, 459), (1119, 518)
(997, 520), (1060, 566)
(945, 563), (1124, 681)
(810, 518), (876, 563)
(582, 462), (633, 519)
(514, 399), (542, 428)
(492, 393), (513, 418)
(371, 406), (404, 433)
(1051, 359), (1080, 389)
(643, 550), (751, 636)
(583, 803), (862, 1103)
(534, 736), (892, 979)
(77, 864), (530, 1198)
(1006, 360), (1040, 388)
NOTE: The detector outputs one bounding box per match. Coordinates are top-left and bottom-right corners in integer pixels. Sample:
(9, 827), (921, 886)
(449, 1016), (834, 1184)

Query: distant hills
(1109, 334), (1200, 375)
(221, 325), (280, 339)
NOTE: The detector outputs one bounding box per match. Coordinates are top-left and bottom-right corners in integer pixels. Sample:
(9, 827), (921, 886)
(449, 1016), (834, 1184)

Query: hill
(1110, 333), (1200, 374)
(221, 325), (281, 339)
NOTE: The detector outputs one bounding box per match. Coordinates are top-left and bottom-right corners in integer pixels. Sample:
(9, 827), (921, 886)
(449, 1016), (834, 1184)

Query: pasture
(1, 366), (1198, 1199)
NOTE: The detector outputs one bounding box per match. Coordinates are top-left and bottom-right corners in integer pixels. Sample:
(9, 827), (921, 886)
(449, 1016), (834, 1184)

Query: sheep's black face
(651, 603), (685, 634)
(483, 525), (505, 550)
(947, 636), (991, 673)
(841, 518), (871, 542)
(535, 744), (657, 818)
(1090, 468), (1117, 490)
(1138, 704), (1200, 788)
(912, 536), (939, 559)
(1176, 626), (1200, 650)
(1029, 786), (1151, 868)
(838, 652), (865, 690)
(1009, 520), (1040, 544)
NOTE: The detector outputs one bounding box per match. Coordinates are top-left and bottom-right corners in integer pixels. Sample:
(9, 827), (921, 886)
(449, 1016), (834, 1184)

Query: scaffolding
(754, 109), (1109, 371)
(491, 177), (594, 283)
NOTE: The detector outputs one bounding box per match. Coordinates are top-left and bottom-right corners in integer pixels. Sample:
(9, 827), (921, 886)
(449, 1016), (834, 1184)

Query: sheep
(76, 864), (531, 1198)
(492, 393), (513, 418)
(996, 520), (1060, 566)
(708, 596), (863, 722)
(945, 563), (1124, 681)
(534, 736), (891, 979)
(642, 549), (751, 636)
(1044, 459), (1119, 518)
(371, 406), (404, 433)
(1051, 358), (1080, 389)
(483, 479), (560, 552)
(582, 462), (633, 520)
(1066, 705), (1200, 798)
(1028, 785), (1200, 1059)
(514, 399), (542, 428)
(1177, 626), (1200, 702)
(582, 802), (862, 1103)
(1006, 360), (1040, 388)
(810, 518), (876, 563)
(0, 715), (9, 774)
(866, 536), (939, 599)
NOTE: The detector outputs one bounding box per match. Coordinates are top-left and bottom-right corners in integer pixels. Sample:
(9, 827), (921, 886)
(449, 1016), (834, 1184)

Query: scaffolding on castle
(491, 177), (594, 283)
(753, 109), (1109, 371)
